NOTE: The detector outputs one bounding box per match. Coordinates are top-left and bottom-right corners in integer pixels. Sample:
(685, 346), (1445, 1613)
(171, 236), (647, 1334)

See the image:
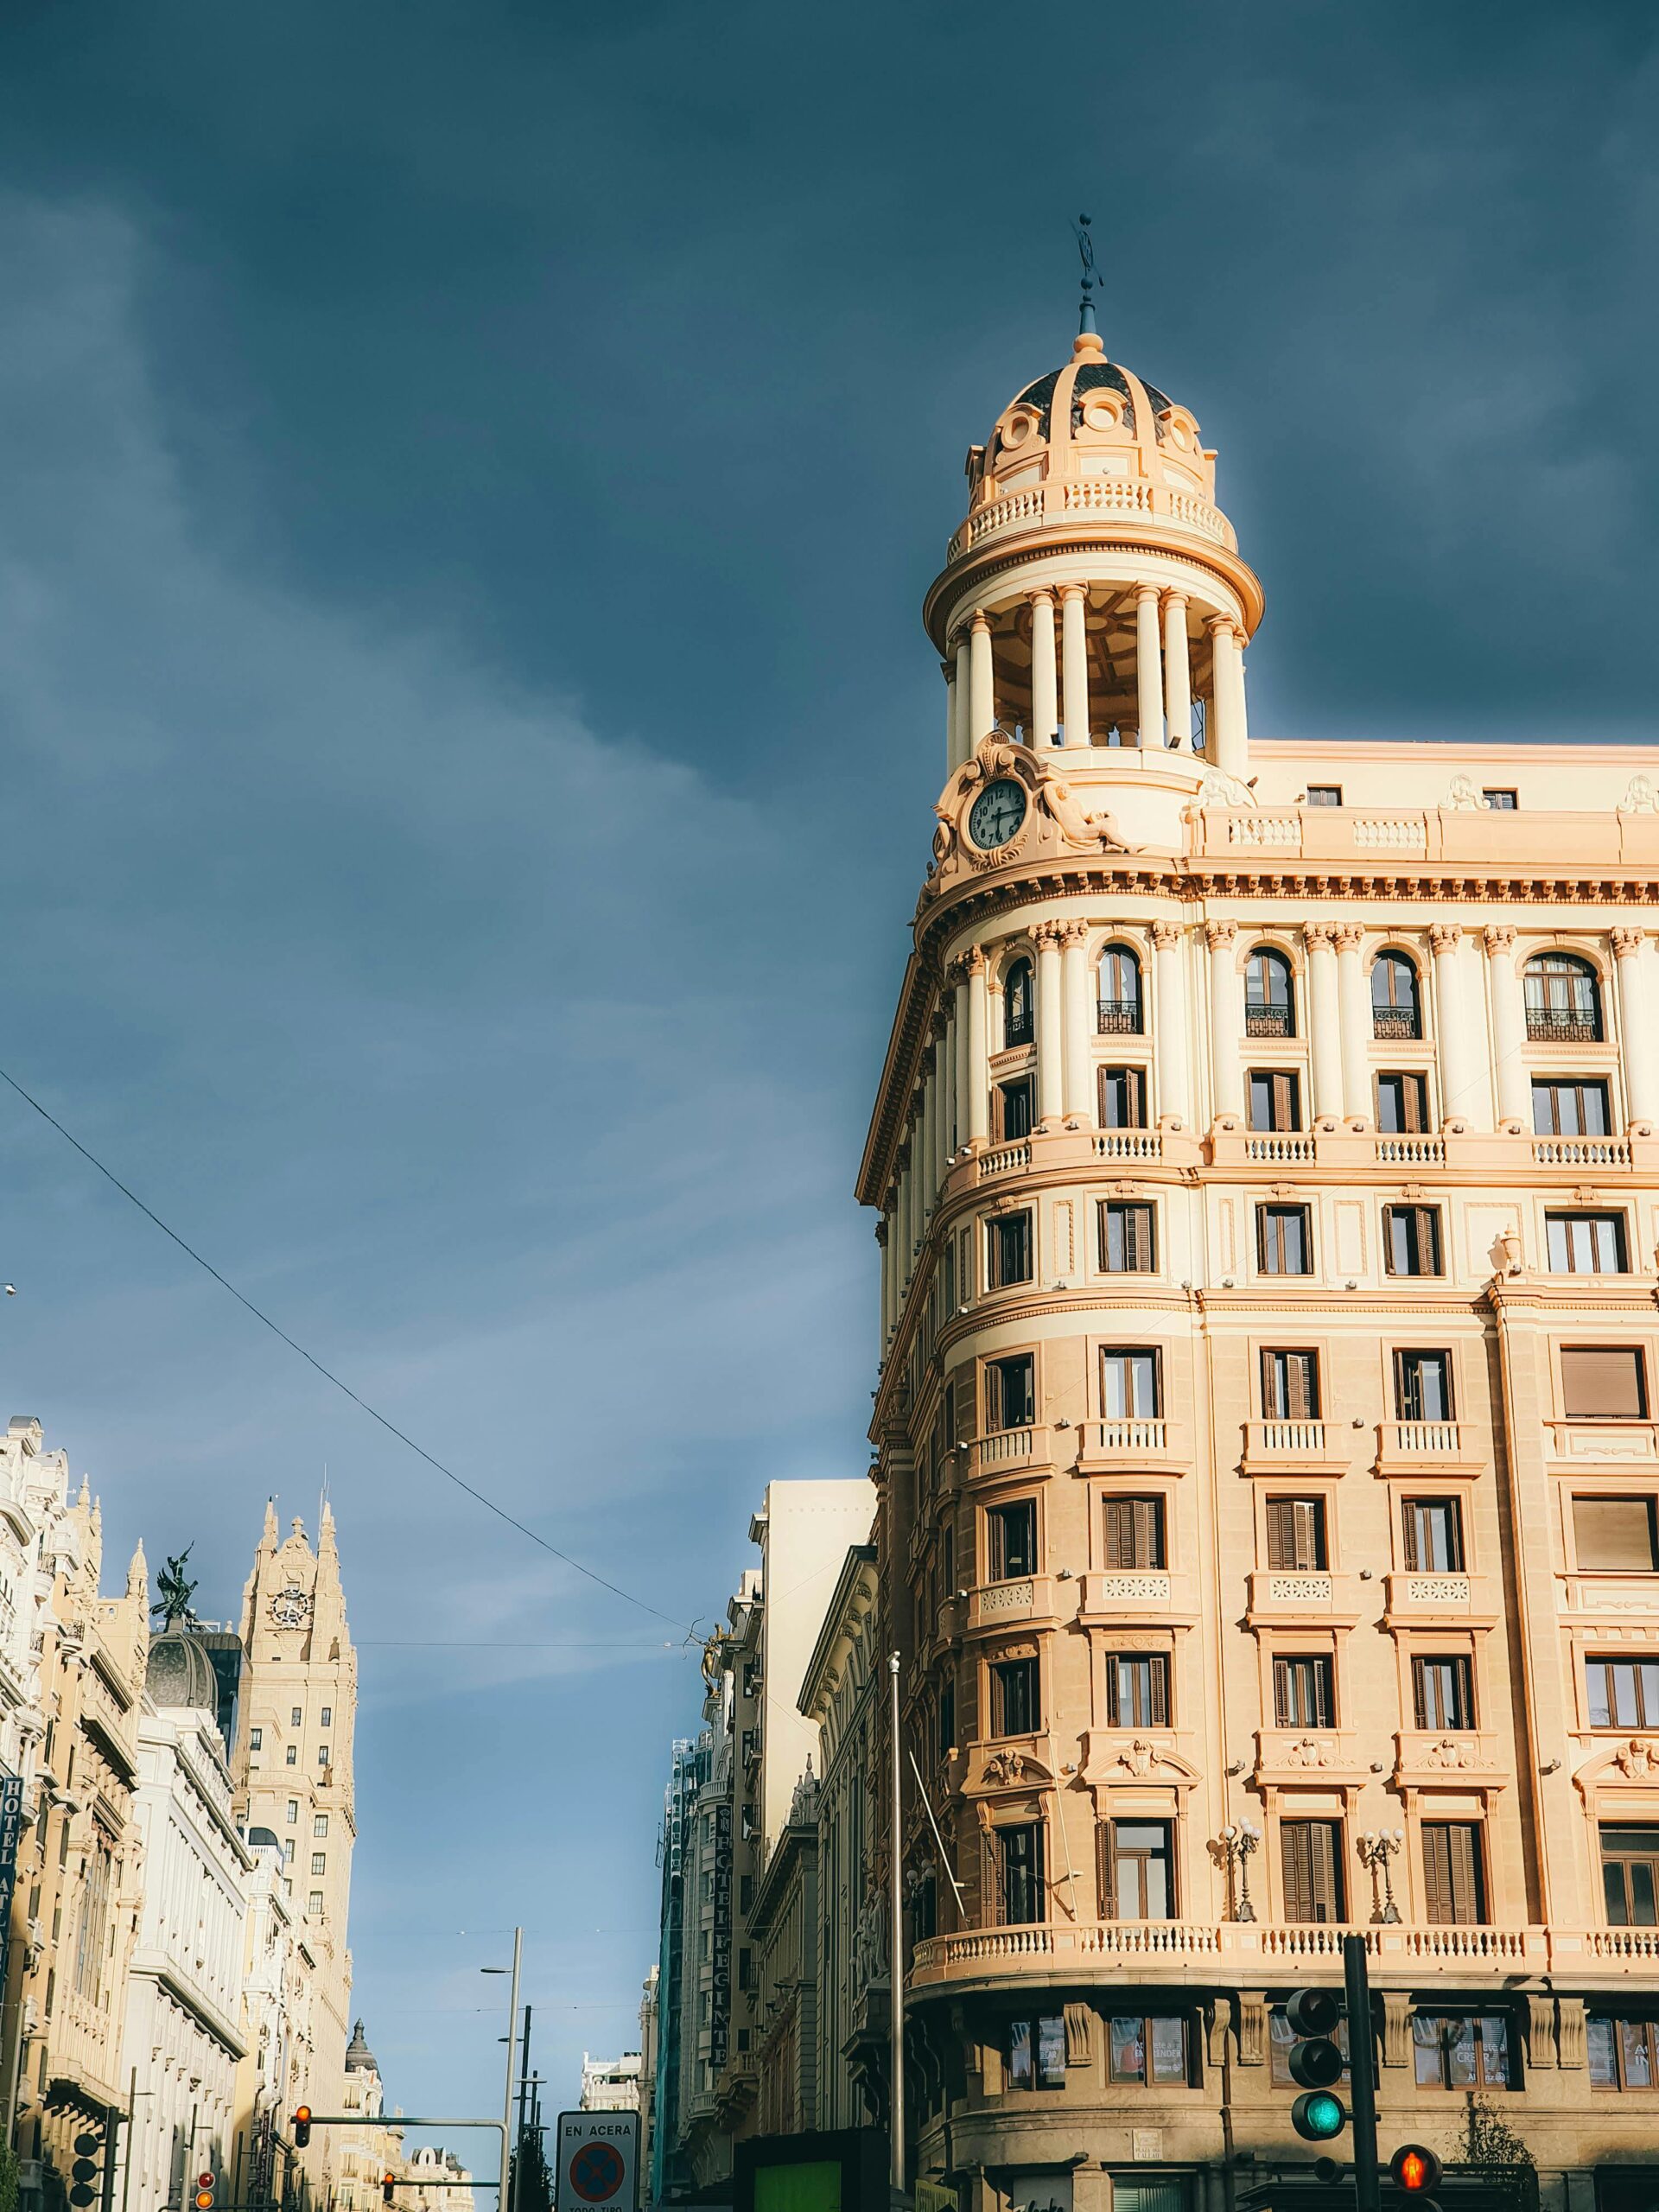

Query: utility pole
(515, 2008), (533, 2142)
(887, 1652), (905, 2201)
(1342, 1935), (1381, 2212)
(501, 1930), (522, 2212)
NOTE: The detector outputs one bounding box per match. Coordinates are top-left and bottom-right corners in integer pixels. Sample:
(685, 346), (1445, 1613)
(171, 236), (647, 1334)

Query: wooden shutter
(1561, 1349), (1647, 1418)
(1273, 1071), (1298, 1130)
(1272, 1658), (1294, 1729)
(1402, 1503), (1423, 1572)
(1423, 1823), (1484, 1924)
(987, 1360), (1005, 1432)
(1281, 1821), (1341, 1923)
(1574, 1497), (1659, 1572)
(1266, 1502), (1294, 1571)
(1287, 1352), (1317, 1420)
(1147, 1656), (1168, 1726)
(1105, 1499), (1134, 1567)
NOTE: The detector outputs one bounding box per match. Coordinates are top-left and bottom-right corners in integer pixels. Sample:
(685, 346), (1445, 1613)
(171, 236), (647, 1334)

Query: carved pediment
(1574, 1737), (1659, 1795)
(920, 739), (1139, 903)
(1080, 1731), (1199, 1787)
(965, 1738), (1055, 1793)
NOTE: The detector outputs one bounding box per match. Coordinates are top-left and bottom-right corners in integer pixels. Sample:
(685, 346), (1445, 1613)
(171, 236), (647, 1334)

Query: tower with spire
(230, 1503), (359, 2205)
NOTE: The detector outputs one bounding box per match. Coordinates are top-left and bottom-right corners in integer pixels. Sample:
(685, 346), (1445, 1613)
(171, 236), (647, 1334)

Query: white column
(1335, 926), (1371, 1124)
(1205, 920), (1243, 1122)
(879, 1217), (893, 1344)
(953, 963), (971, 1154)
(1060, 585), (1090, 748)
(1162, 592), (1192, 751)
(1060, 922), (1092, 1121)
(968, 610), (995, 746)
(955, 631), (973, 766)
(1432, 924), (1491, 1129)
(943, 657), (959, 777)
(1135, 584), (1164, 750)
(1035, 926), (1065, 1125)
(1612, 930), (1659, 1126)
(917, 1072), (934, 1224)
(1029, 590), (1058, 749)
(965, 950), (989, 1147)
(1306, 924), (1344, 1123)
(1484, 926), (1530, 1130)
(1206, 618), (1238, 776)
(895, 1157), (912, 1287)
(936, 1007), (956, 1179)
(1152, 922), (1190, 1126)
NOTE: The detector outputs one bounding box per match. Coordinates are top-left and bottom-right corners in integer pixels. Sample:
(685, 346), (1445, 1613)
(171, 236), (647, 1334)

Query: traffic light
(1285, 1987), (1348, 2143)
(1389, 2143), (1444, 2208)
(292, 2107), (313, 2150)
(194, 2171), (216, 2210)
(382, 2174), (395, 2205)
(69, 2131), (103, 2209)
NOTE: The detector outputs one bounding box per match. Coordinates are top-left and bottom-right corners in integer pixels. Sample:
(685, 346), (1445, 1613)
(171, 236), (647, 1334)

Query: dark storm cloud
(0, 0), (1652, 2120)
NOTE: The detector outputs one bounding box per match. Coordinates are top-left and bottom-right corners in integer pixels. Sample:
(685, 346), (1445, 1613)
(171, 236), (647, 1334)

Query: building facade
(857, 312), (1659, 2209)
(230, 1827), (309, 2212)
(230, 1506), (359, 2210)
(122, 1633), (253, 2212)
(578, 2050), (643, 2113)
(336, 2019), (401, 2212)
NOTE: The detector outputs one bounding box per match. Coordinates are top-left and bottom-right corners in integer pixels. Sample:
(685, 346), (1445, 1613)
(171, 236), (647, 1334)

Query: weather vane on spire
(1072, 213), (1099, 336)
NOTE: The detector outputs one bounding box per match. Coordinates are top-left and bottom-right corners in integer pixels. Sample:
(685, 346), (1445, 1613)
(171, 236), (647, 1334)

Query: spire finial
(1072, 213), (1099, 337)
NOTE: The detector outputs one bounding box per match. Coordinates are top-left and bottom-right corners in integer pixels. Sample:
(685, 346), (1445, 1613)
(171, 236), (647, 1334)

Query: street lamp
(481, 1929), (523, 2212)
(1220, 1821), (1262, 1923)
(1357, 1830), (1405, 1924)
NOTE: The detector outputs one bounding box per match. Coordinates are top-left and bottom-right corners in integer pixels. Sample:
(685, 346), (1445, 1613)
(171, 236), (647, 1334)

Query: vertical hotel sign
(709, 1801), (732, 2070)
(0, 1774), (23, 1984)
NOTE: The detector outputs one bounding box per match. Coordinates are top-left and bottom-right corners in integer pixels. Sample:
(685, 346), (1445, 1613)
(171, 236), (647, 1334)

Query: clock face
(270, 1584), (312, 1630)
(968, 778), (1027, 852)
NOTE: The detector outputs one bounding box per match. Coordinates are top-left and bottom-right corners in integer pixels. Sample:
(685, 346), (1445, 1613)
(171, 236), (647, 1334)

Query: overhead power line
(0, 1063), (696, 1635)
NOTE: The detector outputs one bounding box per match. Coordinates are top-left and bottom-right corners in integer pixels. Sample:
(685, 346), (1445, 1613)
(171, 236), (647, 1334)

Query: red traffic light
(1285, 1987), (1341, 2038)
(382, 2174), (396, 2204)
(197, 2177), (215, 2192)
(292, 2107), (313, 2150)
(1390, 2145), (1444, 2193)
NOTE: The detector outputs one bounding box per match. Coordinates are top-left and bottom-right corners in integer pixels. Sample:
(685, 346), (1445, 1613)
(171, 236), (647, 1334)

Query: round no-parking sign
(555, 2113), (638, 2212)
(569, 2144), (624, 2204)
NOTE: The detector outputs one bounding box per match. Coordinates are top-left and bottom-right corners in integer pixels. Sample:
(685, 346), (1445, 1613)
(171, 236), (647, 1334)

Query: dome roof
(1004, 357), (1177, 445)
(146, 1629), (219, 1713)
(346, 2018), (379, 2075)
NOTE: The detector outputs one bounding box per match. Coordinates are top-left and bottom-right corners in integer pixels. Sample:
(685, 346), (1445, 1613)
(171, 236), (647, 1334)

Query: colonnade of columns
(878, 918), (1659, 1339)
(942, 588), (1250, 778)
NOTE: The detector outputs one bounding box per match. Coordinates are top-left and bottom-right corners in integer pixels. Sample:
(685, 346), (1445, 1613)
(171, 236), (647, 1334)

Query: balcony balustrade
(1096, 998), (1142, 1035)
(1371, 1007), (1421, 1040)
(1243, 1005), (1294, 1039)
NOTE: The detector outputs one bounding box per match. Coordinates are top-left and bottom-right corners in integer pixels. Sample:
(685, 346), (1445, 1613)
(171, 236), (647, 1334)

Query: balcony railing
(1246, 1419), (1332, 1459)
(1533, 1135), (1630, 1168)
(1371, 1007), (1421, 1039)
(1087, 1416), (1168, 1457)
(1093, 1129), (1162, 1162)
(1525, 1007), (1600, 1042)
(1096, 998), (1143, 1035)
(1243, 1133), (1316, 1164)
(1380, 1419), (1463, 1457)
(1005, 1017), (1034, 1047)
(1244, 1004), (1294, 1038)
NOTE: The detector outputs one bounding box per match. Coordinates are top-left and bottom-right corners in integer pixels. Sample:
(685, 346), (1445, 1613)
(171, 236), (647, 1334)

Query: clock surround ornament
(270, 1583), (313, 1630)
(967, 777), (1027, 852)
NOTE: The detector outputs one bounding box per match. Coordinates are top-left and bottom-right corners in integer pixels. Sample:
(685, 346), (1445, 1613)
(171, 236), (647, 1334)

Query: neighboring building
(13, 1484), (149, 2201)
(795, 1543), (883, 2135)
(748, 1766), (818, 2138)
(401, 2144), (474, 2212)
(230, 1505), (359, 2209)
(636, 1967), (658, 2193)
(648, 1735), (705, 2207)
(578, 2050), (642, 2112)
(337, 2018), (402, 2212)
(121, 1630), (253, 2212)
(857, 298), (1659, 2205)
(230, 1828), (309, 2212)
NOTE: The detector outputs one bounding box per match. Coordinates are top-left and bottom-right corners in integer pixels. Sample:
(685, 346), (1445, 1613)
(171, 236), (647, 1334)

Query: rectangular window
(285, 1745), (297, 1766)
(290, 1707), (302, 1726)
(1273, 1655), (1335, 1729)
(318, 1745), (330, 1766)
(1413, 2012), (1510, 2088)
(308, 1891), (324, 1917)
(1376, 1071), (1430, 1133)
(1482, 788), (1517, 810)
(1281, 1820), (1344, 1923)
(1257, 1206), (1312, 1275)
(1105, 1655), (1169, 1730)
(1384, 1205), (1442, 1277)
(1100, 1347), (1160, 1417)
(286, 1800), (298, 1825)
(1602, 1827), (1659, 1929)
(1423, 1822), (1487, 1924)
(1533, 1077), (1611, 1136)
(314, 1815), (329, 1838)
(997, 1822), (1045, 1926)
(995, 1077), (1033, 1141)
(1413, 1655), (1474, 1731)
(1587, 1658), (1659, 1731)
(1104, 1495), (1166, 1570)
(1097, 1065), (1147, 1129)
(988, 1210), (1033, 1287)
(1305, 785), (1343, 807)
(1100, 1202), (1157, 1274)
(1262, 1349), (1320, 1420)
(1108, 1821), (1176, 1919)
(249, 1728), (262, 1751)
(1547, 1211), (1629, 1274)
(1562, 1348), (1649, 1419)
(320, 1707), (332, 1728)
(310, 1853), (327, 1877)
(1403, 1497), (1465, 1573)
(986, 1353), (1034, 1432)
(1109, 2015), (1190, 2085)
(1395, 1350), (1454, 1422)
(989, 1656), (1040, 1738)
(1265, 1497), (1327, 1572)
(1248, 1070), (1302, 1133)
(1007, 2016), (1066, 2092)
(987, 1500), (1037, 1581)
(1575, 1497), (1659, 1573)
(1589, 2014), (1659, 2091)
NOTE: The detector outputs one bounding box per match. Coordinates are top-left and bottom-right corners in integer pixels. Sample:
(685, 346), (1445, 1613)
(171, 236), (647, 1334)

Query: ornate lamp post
(1220, 1821), (1262, 1923)
(1357, 1828), (1406, 1924)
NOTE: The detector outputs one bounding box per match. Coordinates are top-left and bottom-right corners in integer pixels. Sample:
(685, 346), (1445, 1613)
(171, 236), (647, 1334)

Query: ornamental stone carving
(1150, 922), (1182, 950)
(1612, 928), (1647, 957)
(1614, 1738), (1658, 1777)
(1281, 1736), (1333, 1767)
(1482, 925), (1516, 955)
(1428, 923), (1464, 955)
(1205, 919), (1237, 950)
(1334, 925), (1366, 951)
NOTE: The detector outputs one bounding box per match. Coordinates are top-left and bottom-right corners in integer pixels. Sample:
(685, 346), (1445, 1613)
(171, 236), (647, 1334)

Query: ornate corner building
(860, 316), (1659, 2208)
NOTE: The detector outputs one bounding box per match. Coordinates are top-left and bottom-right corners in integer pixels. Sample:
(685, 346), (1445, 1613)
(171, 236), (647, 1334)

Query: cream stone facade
(858, 318), (1659, 2209)
(230, 1829), (310, 2210)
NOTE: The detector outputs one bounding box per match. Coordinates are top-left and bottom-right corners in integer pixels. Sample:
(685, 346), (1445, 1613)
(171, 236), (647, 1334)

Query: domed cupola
(146, 1629), (221, 1714)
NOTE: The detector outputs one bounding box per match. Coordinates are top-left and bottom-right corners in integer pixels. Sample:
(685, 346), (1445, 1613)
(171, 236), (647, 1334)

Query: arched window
(1525, 952), (1601, 1042)
(1097, 945), (1143, 1035)
(1244, 948), (1295, 1038)
(1004, 957), (1034, 1047)
(1371, 950), (1421, 1039)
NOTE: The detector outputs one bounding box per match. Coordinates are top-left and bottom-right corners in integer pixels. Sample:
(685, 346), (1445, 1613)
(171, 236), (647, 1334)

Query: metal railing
(1096, 998), (1143, 1034)
(1371, 1007), (1421, 1039)
(1244, 1005), (1294, 1038)
(1525, 1007), (1600, 1042)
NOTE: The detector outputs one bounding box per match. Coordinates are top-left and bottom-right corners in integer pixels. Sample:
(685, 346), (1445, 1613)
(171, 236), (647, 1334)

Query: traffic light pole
(1341, 1935), (1381, 2212)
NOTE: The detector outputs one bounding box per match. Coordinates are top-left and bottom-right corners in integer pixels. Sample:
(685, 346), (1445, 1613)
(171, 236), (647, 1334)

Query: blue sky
(0, 0), (1655, 2135)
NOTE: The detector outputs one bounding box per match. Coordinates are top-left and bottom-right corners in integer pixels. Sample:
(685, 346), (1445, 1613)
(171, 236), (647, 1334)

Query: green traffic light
(1291, 2088), (1346, 2141)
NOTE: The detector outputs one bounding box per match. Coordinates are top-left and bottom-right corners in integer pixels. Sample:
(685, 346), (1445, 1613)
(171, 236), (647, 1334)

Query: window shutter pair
(1105, 1497), (1162, 1570)
(1423, 1822), (1484, 1924)
(1281, 1820), (1342, 1923)
(1266, 1499), (1323, 1572)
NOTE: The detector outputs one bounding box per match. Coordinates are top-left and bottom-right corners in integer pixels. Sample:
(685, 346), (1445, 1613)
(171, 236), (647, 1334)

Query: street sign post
(554, 2113), (638, 2212)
